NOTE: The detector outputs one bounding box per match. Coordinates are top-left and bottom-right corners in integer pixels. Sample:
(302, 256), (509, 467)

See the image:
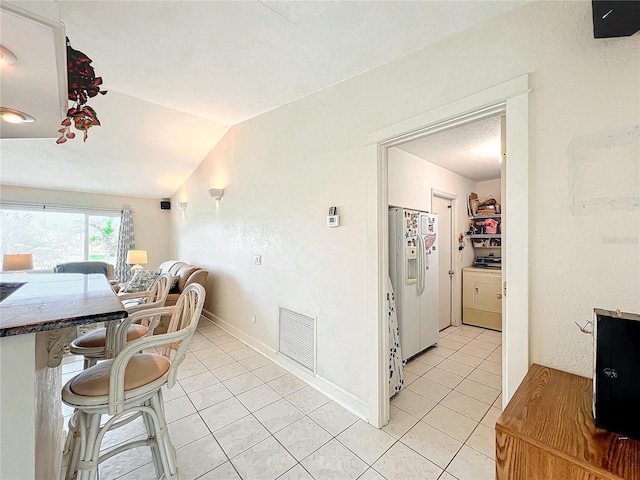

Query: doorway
(432, 192), (454, 331)
(366, 75), (530, 427)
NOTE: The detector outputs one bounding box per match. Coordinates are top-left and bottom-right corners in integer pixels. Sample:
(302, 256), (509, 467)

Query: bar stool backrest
(108, 283), (205, 414)
(162, 282), (206, 386)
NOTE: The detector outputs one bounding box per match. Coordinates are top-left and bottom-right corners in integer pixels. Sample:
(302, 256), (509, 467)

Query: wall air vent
(278, 306), (316, 373)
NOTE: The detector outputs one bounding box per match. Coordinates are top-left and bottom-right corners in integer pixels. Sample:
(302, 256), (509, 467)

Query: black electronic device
(160, 200), (171, 210)
(593, 308), (640, 440)
(592, 1), (640, 38)
(472, 255), (501, 269)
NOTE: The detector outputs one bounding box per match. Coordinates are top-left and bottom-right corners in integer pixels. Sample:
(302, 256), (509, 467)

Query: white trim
(502, 92), (530, 401)
(431, 189), (457, 202)
(200, 309), (274, 356)
(366, 143), (389, 427)
(201, 309), (370, 422)
(0, 202), (123, 215)
(366, 74), (530, 427)
(367, 75), (529, 145)
(370, 103), (507, 150)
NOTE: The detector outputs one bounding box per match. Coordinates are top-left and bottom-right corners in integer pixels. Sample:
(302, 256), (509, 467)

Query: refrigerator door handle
(417, 234), (426, 296)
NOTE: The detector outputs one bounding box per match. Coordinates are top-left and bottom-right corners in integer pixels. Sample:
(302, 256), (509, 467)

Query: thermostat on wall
(327, 207), (340, 227)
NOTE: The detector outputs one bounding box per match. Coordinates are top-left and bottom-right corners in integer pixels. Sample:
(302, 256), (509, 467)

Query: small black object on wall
(593, 308), (640, 440)
(160, 200), (171, 210)
(592, 0), (640, 38)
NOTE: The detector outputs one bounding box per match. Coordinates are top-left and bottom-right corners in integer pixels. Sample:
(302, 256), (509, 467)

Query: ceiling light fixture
(0, 108), (35, 124)
(0, 46), (17, 65)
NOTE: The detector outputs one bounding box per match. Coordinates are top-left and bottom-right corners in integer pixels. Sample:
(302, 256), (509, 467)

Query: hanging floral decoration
(57, 37), (108, 144)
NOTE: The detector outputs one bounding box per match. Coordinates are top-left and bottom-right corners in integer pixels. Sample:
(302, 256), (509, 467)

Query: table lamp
(126, 250), (148, 273)
(2, 253), (34, 272)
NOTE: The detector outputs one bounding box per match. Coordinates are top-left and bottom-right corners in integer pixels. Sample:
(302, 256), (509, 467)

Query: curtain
(115, 209), (135, 282)
(387, 276), (404, 397)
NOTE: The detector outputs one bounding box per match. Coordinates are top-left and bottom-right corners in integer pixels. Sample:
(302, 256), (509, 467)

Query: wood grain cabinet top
(496, 364), (640, 480)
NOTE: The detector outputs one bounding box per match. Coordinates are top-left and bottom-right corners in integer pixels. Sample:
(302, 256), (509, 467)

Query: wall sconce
(177, 202), (187, 210)
(209, 188), (224, 201)
(0, 45), (18, 65)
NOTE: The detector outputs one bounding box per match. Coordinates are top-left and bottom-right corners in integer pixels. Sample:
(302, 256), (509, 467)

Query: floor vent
(278, 306), (316, 373)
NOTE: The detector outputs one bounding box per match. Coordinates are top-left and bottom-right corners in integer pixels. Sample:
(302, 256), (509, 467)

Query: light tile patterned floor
(61, 322), (502, 480)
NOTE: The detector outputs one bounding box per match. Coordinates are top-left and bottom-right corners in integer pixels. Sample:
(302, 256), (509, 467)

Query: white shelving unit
(467, 214), (501, 248)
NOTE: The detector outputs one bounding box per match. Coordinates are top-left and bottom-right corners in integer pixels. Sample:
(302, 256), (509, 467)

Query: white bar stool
(62, 283), (205, 480)
(69, 273), (173, 369)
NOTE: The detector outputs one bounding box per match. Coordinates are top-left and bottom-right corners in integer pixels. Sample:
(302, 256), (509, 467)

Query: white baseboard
(201, 309), (370, 423)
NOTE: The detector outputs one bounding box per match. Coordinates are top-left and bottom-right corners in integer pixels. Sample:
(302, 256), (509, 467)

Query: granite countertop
(0, 273), (127, 337)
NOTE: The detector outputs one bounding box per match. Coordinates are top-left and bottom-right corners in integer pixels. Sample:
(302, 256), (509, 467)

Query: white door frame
(431, 189), (457, 329)
(366, 75), (530, 427)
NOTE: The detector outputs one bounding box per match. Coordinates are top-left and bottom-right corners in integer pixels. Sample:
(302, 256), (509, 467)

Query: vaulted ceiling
(0, 1), (527, 198)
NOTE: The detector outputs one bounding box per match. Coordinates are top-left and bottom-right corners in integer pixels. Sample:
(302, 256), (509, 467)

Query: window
(0, 207), (121, 270)
(88, 215), (120, 264)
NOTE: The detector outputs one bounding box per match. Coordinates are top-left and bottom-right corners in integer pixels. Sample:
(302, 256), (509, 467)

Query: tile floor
(61, 321), (502, 480)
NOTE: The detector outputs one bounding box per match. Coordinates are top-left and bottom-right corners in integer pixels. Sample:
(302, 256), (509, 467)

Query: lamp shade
(2, 253), (34, 271)
(126, 250), (148, 265)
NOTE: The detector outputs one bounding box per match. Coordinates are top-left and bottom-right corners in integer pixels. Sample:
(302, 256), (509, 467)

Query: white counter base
(0, 331), (64, 480)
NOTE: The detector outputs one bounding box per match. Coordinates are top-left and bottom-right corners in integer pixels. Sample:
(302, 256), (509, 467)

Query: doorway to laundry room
(385, 111), (506, 418)
(387, 112), (504, 346)
(367, 75), (530, 431)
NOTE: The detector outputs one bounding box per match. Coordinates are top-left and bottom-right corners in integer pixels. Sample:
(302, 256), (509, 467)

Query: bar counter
(0, 273), (127, 479)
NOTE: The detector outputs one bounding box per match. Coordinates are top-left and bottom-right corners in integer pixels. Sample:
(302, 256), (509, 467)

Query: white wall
(475, 179), (501, 205)
(172, 1), (639, 419)
(388, 147), (477, 325)
(0, 185), (172, 269)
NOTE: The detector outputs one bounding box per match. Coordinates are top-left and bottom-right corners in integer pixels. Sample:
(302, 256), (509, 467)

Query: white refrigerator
(389, 207), (439, 361)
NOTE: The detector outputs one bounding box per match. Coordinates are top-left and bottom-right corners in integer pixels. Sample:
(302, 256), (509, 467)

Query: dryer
(462, 267), (502, 331)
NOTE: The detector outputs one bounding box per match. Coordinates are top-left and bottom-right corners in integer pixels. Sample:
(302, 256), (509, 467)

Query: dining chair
(62, 283), (205, 480)
(69, 272), (172, 369)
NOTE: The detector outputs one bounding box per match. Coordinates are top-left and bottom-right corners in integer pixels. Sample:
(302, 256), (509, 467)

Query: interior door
(432, 195), (452, 330)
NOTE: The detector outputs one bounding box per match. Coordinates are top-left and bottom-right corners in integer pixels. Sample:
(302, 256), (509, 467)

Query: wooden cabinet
(496, 364), (640, 480)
